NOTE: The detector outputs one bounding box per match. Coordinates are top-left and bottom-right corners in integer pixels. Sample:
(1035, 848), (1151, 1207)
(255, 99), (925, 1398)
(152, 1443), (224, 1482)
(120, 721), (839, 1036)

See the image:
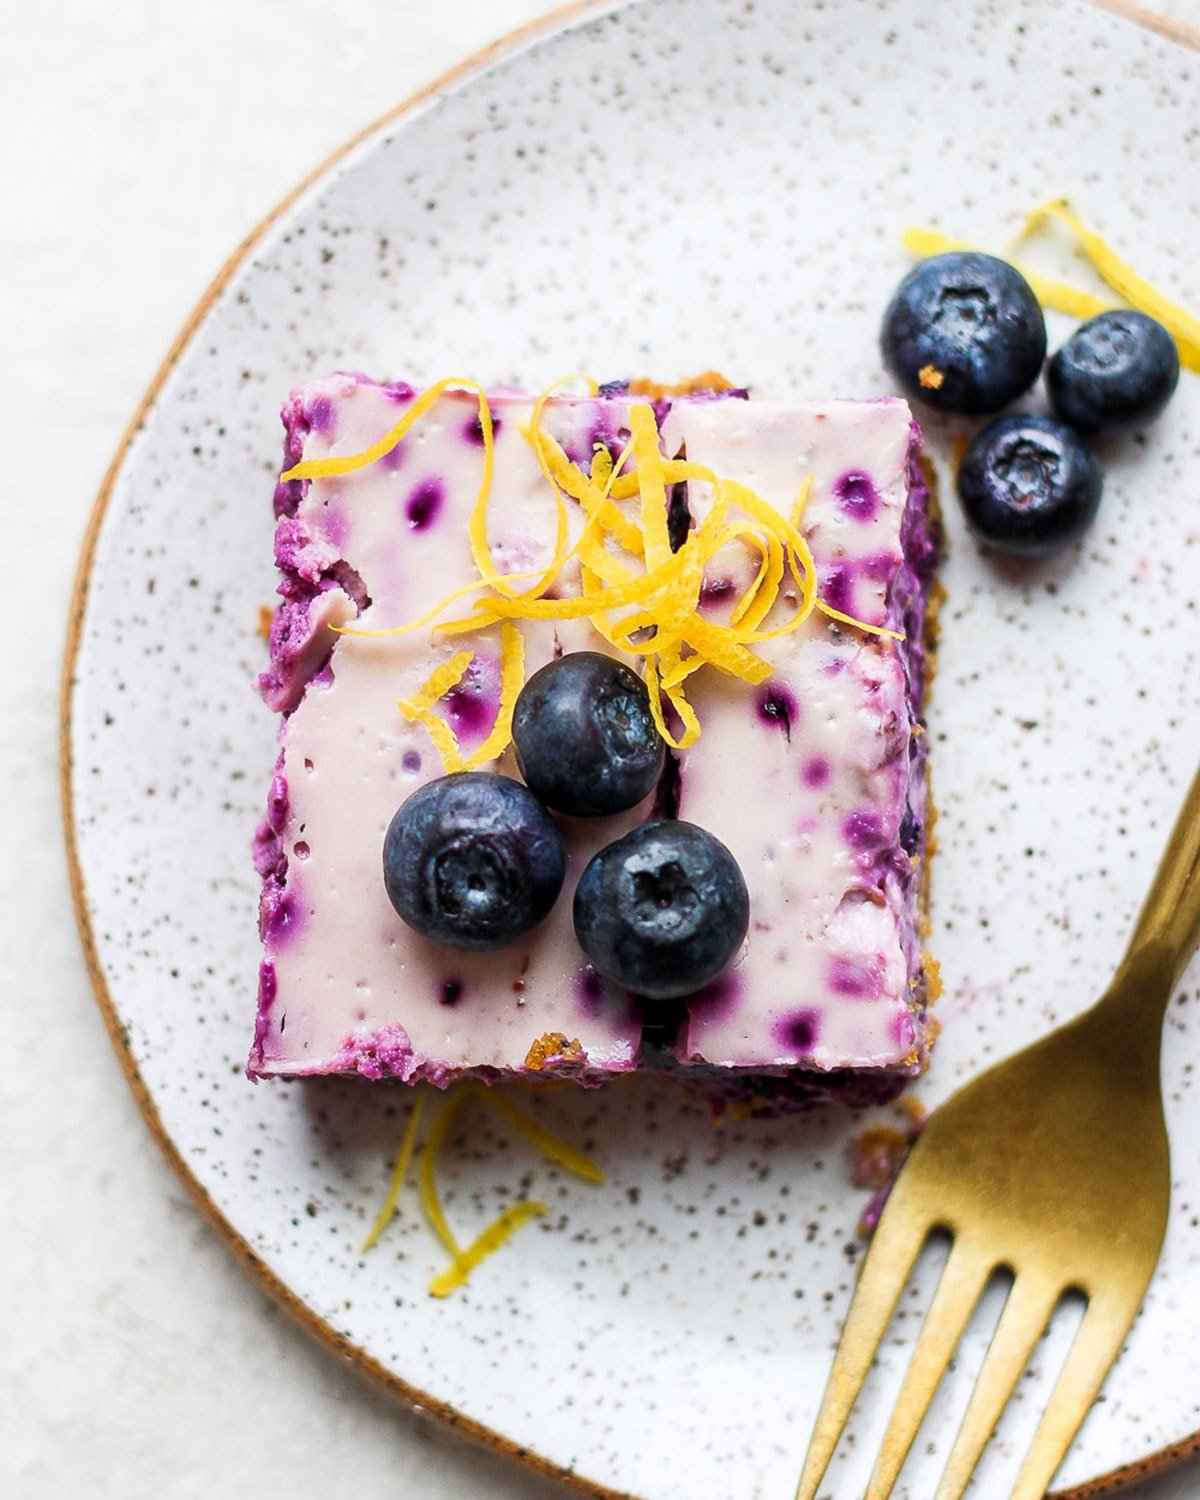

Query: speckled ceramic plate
(64, 1), (1200, 1496)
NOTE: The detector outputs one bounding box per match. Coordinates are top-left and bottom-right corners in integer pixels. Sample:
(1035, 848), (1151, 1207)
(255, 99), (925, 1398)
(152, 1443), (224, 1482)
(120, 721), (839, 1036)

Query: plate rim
(58, 1), (1200, 1496)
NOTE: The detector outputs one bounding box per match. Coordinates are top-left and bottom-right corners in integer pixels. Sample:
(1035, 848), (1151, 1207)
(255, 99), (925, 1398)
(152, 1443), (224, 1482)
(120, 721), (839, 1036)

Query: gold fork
(796, 763), (1200, 1500)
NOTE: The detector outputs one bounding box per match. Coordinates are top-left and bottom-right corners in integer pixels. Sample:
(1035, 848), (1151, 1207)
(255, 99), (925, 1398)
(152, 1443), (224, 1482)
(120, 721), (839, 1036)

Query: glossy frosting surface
(251, 378), (933, 1088)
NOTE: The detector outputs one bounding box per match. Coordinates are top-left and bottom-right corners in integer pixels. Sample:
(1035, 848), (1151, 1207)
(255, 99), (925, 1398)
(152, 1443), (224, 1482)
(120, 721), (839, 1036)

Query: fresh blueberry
(881, 252), (1047, 415)
(1048, 310), (1180, 433)
(957, 414), (1102, 558)
(573, 821), (749, 1002)
(383, 773), (566, 951)
(513, 652), (666, 817)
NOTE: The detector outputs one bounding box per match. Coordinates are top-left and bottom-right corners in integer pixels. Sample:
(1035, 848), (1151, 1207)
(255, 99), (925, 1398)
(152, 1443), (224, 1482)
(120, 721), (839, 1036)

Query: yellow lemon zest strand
(643, 656), (681, 749)
(606, 610), (659, 648)
(585, 436), (640, 578)
(416, 1090), (546, 1298)
(361, 1093), (426, 1253)
(418, 1088), (469, 1260)
(559, 506), (632, 621)
(579, 559), (628, 652)
(1014, 272), (1115, 322)
(590, 435), (638, 513)
(671, 690), (702, 743)
(816, 599), (904, 640)
(607, 471), (642, 502)
(396, 650), (474, 774)
(427, 1202), (548, 1299)
(420, 714), (468, 774)
(466, 1084), (605, 1184)
(335, 405), (640, 646)
(657, 654), (706, 692)
(659, 460), (817, 630)
(462, 623), (525, 771)
(607, 477), (743, 673)
(398, 650), (475, 711)
(323, 380), (904, 771)
(530, 425), (646, 558)
(726, 525), (781, 632)
(629, 403), (673, 570)
(674, 478), (728, 585)
(333, 565), (555, 639)
(579, 559), (606, 605)
(741, 534), (786, 633)
(901, 226), (982, 259)
(437, 491), (654, 633)
(280, 378), (464, 481)
(428, 449), (641, 644)
(626, 613), (774, 683)
(586, 471), (789, 678)
(791, 474), (815, 529)
(644, 654), (703, 750)
(606, 474), (726, 669)
(662, 666), (702, 747)
(640, 534), (706, 655)
(603, 438), (637, 494)
(713, 523), (768, 627)
(415, 1083), (603, 1296)
(903, 218), (1200, 371)
(460, 390), (518, 598)
(645, 476), (824, 651)
(683, 623), (774, 680)
(590, 442), (613, 489)
(504, 373), (599, 603)
(903, 226), (1119, 320)
(719, 479), (815, 606)
(434, 548), (693, 632)
(1016, 199), (1200, 370)
(337, 421), (639, 643)
(575, 523), (643, 588)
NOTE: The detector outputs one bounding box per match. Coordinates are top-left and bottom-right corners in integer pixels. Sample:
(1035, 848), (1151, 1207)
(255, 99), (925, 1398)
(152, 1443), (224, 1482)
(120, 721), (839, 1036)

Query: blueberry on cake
(251, 374), (940, 1111)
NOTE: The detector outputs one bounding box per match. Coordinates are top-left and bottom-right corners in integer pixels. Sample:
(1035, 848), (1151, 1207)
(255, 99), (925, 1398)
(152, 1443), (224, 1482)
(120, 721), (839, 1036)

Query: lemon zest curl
(362, 1082), (603, 1298)
(903, 201), (1200, 371)
(281, 379), (902, 768)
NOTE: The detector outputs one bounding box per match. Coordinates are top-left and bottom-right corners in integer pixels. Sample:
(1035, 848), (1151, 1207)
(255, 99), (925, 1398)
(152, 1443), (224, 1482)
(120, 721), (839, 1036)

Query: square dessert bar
(251, 375), (939, 1110)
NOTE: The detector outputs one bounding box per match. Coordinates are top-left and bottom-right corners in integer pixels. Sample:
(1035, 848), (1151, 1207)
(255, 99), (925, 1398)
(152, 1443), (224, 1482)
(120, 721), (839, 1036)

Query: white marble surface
(4, 1), (1198, 1497)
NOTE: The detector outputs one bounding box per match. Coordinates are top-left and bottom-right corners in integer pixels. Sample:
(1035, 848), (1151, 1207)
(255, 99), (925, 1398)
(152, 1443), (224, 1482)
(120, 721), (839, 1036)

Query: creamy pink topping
(250, 377), (934, 1100)
(660, 399), (924, 1071)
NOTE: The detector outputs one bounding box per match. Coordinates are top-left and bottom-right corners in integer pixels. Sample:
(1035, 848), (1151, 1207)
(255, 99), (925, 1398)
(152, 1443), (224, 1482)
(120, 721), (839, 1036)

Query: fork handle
(1126, 760), (1200, 990)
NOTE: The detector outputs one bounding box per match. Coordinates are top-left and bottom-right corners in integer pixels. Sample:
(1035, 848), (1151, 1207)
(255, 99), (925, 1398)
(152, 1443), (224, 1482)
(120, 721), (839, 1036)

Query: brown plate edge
(56, 3), (1200, 1498)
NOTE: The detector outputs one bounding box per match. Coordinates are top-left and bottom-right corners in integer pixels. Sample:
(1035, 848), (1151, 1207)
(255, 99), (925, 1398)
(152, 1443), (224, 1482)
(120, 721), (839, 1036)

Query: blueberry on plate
(573, 821), (749, 1002)
(881, 252), (1047, 415)
(957, 413), (1103, 558)
(513, 652), (666, 817)
(1048, 310), (1180, 433)
(383, 773), (566, 951)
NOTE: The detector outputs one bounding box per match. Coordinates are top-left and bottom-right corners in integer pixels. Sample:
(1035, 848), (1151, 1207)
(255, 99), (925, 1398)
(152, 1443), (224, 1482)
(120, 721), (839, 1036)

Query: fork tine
(794, 1210), (929, 1500)
(863, 1239), (992, 1499)
(931, 1273), (1058, 1500)
(1008, 1290), (1140, 1500)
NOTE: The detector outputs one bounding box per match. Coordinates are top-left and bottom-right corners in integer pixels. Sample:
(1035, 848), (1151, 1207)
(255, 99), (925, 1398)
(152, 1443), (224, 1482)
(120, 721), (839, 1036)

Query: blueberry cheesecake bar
(251, 374), (940, 1111)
